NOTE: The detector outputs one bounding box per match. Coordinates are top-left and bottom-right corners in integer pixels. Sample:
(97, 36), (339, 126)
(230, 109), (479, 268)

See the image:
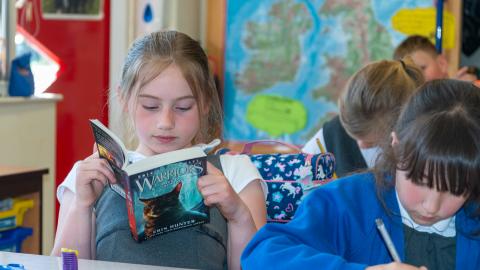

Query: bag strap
(241, 140), (302, 154)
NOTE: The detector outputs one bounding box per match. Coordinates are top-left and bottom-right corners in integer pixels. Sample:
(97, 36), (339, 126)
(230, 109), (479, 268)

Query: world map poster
(223, 0), (454, 144)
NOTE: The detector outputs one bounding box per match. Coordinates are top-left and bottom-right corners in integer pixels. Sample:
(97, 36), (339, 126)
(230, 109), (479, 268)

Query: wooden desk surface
(0, 252), (193, 270)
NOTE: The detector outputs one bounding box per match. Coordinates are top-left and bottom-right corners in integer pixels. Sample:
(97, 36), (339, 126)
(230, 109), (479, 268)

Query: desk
(0, 166), (48, 254)
(0, 251), (192, 270)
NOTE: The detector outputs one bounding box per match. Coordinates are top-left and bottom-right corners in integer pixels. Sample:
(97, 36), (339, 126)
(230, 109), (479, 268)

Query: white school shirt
(302, 127), (380, 168)
(57, 151), (267, 203)
(396, 191), (456, 237)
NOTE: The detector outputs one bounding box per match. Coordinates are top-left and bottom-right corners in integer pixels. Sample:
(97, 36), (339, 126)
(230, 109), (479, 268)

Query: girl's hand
(74, 152), (116, 208)
(197, 162), (250, 224)
(366, 262), (427, 270)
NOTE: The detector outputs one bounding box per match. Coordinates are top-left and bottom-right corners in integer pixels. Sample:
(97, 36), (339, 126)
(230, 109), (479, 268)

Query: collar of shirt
(127, 151), (146, 164)
(395, 191), (456, 237)
(359, 146), (381, 168)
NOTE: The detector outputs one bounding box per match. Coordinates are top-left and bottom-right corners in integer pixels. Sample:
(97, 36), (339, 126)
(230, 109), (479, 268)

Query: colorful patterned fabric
(217, 148), (336, 223)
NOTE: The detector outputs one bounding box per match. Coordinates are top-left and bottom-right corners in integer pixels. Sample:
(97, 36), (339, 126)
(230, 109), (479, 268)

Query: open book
(90, 119), (212, 241)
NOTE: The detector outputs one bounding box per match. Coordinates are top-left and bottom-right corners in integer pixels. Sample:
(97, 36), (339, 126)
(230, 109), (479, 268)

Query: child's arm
(51, 189), (96, 258)
(228, 179), (266, 270)
(241, 183), (372, 270)
(51, 153), (115, 259)
(237, 179), (266, 229)
(197, 162), (266, 270)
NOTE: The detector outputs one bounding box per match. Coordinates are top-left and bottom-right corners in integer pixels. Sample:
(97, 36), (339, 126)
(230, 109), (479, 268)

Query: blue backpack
(217, 140), (336, 223)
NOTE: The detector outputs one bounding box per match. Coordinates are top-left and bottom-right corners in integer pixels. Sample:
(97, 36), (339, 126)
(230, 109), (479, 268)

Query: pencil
(315, 138), (326, 154)
(375, 218), (401, 262)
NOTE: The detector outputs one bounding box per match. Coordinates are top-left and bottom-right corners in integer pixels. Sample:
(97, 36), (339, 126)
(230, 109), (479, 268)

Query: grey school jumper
(94, 155), (228, 269)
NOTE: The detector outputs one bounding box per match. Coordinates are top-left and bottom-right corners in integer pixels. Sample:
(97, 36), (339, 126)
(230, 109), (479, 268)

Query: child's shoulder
(218, 153), (251, 164)
(324, 172), (376, 192)
(300, 172), (385, 224)
(217, 153), (256, 173)
(458, 203), (480, 235)
(217, 154), (264, 194)
(308, 172), (379, 206)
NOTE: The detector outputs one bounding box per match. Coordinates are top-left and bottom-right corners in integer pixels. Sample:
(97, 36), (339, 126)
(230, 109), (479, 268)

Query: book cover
(128, 156), (209, 241)
(90, 119), (129, 198)
(89, 119), (210, 242)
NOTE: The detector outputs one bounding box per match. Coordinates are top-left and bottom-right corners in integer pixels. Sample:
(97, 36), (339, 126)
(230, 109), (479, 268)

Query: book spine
(123, 171), (138, 241)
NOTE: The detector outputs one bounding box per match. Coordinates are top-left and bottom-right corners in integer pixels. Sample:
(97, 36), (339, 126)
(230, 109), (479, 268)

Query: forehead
(410, 50), (437, 64)
(138, 64), (193, 98)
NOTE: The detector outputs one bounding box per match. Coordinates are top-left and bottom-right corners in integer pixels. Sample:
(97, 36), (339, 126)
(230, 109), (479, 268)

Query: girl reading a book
(52, 30), (267, 270)
(242, 80), (480, 270)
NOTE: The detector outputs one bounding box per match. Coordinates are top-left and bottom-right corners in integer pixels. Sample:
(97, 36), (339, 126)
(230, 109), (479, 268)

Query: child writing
(51, 30), (267, 270)
(393, 35), (478, 82)
(242, 79), (480, 270)
(302, 59), (424, 177)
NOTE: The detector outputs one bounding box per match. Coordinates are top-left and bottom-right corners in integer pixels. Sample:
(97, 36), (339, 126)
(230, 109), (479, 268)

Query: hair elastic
(399, 59), (407, 70)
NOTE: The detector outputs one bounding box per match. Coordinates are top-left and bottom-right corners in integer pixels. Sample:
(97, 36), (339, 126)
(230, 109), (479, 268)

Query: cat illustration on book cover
(139, 182), (208, 238)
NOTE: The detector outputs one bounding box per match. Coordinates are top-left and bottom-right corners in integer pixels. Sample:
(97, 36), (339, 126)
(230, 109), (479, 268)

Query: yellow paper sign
(246, 95), (307, 137)
(392, 7), (455, 49)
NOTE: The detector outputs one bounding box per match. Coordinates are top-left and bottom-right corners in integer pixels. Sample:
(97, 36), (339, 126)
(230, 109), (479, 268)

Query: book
(89, 119), (210, 242)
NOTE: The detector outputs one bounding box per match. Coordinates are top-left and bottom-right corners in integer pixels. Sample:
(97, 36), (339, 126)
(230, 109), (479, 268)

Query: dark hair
(393, 35), (438, 60)
(374, 80), (480, 206)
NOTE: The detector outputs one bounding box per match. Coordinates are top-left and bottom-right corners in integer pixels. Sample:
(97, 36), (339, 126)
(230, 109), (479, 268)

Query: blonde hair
(117, 31), (222, 146)
(393, 35), (438, 60)
(338, 58), (424, 142)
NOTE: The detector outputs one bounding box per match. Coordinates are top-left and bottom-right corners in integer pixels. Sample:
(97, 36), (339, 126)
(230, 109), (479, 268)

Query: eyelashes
(175, 106), (192, 112)
(141, 105), (193, 112)
(142, 105), (158, 111)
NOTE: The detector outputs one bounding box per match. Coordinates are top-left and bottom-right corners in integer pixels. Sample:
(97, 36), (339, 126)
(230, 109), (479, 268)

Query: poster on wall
(41, 0), (103, 20)
(223, 0), (454, 145)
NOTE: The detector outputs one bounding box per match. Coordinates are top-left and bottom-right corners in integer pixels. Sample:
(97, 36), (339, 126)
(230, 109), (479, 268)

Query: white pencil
(375, 218), (401, 262)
